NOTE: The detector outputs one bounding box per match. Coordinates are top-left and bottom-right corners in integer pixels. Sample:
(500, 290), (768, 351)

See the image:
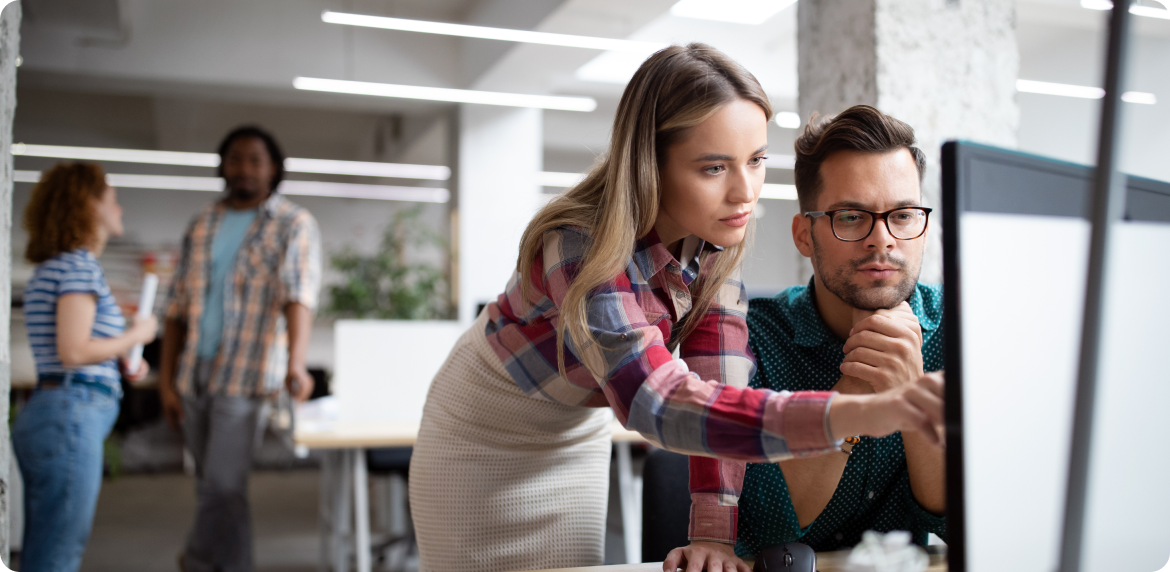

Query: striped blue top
(24, 249), (125, 390)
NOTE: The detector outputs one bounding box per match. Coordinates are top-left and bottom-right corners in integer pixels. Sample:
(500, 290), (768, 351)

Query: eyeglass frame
(803, 207), (933, 242)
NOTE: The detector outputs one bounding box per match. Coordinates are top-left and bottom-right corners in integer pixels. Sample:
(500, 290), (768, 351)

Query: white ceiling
(13, 0), (1170, 179)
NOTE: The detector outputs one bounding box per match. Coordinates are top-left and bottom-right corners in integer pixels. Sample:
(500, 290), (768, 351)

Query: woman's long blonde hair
(517, 43), (773, 378)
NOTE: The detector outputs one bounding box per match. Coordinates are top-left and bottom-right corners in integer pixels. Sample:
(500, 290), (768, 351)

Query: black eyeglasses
(804, 207), (932, 242)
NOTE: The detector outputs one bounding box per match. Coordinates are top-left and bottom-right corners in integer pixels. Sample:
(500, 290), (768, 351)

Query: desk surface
(520, 551), (947, 572)
(295, 418), (647, 450)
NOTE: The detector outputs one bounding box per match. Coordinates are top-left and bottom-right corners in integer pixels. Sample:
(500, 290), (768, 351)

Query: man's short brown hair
(793, 105), (926, 212)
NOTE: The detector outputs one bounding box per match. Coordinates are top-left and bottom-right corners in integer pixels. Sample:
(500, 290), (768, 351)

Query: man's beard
(812, 235), (920, 311)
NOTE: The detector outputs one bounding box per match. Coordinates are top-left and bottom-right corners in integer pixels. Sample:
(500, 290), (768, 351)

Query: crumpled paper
(844, 530), (930, 572)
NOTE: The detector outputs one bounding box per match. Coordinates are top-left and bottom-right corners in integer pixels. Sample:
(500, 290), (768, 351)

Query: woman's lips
(720, 211), (752, 227)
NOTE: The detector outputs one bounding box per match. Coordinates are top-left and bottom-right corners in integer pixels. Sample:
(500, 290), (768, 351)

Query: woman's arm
(56, 293), (158, 367)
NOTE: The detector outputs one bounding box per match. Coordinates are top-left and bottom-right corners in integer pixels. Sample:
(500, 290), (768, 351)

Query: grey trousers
(181, 359), (264, 572)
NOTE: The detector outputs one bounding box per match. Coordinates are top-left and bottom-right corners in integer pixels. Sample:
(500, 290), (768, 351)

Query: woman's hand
(663, 541), (751, 572)
(121, 357), (151, 382)
(127, 314), (160, 345)
(828, 371), (946, 446)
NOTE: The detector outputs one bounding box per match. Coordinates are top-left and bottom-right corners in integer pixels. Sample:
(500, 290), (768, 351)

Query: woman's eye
(705, 165), (725, 175)
(748, 156), (765, 166)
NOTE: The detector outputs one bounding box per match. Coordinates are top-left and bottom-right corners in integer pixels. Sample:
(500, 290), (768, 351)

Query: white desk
(296, 418), (649, 572)
(516, 551), (949, 572)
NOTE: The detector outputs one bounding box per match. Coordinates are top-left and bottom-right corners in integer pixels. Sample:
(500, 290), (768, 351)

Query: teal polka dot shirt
(735, 280), (947, 557)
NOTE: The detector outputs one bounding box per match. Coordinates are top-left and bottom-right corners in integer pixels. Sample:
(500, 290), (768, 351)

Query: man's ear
(792, 212), (814, 258)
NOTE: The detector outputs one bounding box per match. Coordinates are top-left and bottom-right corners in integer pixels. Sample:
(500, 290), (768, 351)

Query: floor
(78, 470), (321, 572)
(20, 450), (639, 572)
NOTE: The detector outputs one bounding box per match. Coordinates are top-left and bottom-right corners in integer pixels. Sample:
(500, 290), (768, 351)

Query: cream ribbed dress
(409, 310), (613, 572)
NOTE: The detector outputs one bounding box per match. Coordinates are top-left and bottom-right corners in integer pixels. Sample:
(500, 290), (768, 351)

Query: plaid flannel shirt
(165, 194), (321, 397)
(483, 226), (837, 541)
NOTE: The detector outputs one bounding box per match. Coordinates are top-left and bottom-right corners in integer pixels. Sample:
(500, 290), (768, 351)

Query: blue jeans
(13, 382), (120, 572)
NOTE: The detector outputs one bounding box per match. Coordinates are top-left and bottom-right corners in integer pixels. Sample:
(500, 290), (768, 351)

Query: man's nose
(866, 216), (897, 249)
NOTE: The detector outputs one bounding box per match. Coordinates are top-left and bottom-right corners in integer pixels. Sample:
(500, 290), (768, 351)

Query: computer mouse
(752, 542), (816, 572)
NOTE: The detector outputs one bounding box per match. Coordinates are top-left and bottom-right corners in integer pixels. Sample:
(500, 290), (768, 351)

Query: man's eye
(749, 156), (765, 166)
(892, 213), (914, 222)
(705, 165), (725, 175)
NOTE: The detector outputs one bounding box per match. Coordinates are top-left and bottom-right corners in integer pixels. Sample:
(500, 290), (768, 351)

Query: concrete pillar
(797, 0), (1019, 283)
(0, 0), (18, 562)
(456, 105), (542, 325)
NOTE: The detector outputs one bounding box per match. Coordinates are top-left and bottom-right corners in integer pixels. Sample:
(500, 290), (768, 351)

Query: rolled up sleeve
(281, 212), (322, 311)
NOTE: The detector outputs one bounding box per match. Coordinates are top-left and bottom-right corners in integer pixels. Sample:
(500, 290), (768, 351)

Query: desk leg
(335, 451), (353, 572)
(616, 441), (641, 564)
(319, 451), (335, 572)
(353, 448), (372, 572)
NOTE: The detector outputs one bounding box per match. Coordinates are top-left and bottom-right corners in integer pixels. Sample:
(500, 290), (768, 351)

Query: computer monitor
(941, 141), (1170, 572)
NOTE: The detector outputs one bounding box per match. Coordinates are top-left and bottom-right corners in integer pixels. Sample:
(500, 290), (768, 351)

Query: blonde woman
(409, 44), (945, 572)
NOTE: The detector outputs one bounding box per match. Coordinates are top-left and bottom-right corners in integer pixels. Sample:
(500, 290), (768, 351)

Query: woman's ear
(792, 212), (814, 258)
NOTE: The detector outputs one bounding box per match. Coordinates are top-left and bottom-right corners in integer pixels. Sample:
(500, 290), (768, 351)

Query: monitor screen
(942, 141), (1170, 572)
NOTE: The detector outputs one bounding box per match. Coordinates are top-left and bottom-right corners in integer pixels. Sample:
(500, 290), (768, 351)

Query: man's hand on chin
(840, 301), (924, 393)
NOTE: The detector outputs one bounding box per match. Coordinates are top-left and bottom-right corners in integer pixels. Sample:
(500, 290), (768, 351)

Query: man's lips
(720, 211), (752, 227)
(857, 264), (899, 279)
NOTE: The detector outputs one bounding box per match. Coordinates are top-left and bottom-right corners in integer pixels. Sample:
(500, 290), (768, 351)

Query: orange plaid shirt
(165, 194), (321, 397)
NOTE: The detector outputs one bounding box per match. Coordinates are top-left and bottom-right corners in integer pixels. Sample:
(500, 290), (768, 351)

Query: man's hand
(286, 365), (314, 402)
(841, 302), (924, 393)
(159, 385), (184, 430)
(663, 541), (751, 572)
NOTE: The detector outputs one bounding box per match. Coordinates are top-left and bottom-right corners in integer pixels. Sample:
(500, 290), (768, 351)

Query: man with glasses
(673, 105), (946, 569)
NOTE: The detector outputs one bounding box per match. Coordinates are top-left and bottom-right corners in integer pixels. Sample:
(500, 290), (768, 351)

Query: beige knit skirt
(409, 311), (613, 572)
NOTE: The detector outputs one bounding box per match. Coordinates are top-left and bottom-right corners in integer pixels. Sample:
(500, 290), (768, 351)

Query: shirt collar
(217, 192), (283, 216)
(633, 228), (720, 281)
(790, 278), (936, 347)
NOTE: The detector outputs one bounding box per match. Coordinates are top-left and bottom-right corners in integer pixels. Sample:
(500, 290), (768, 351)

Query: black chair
(366, 447), (415, 570)
(641, 448), (692, 562)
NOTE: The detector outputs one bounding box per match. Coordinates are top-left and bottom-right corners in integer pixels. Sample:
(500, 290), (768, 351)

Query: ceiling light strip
(14, 170), (449, 203)
(1081, 0), (1170, 20)
(322, 10), (665, 53)
(1016, 79), (1156, 104)
(12, 143), (452, 180)
(294, 77), (597, 112)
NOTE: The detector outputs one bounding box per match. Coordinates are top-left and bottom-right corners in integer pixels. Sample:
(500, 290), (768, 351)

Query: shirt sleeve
(165, 220), (196, 321)
(280, 211), (322, 311)
(59, 259), (103, 298)
(540, 228), (838, 465)
(904, 479), (948, 542)
(679, 265), (752, 544)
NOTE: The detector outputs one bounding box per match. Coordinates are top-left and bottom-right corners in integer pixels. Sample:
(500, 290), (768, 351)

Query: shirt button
(674, 291), (686, 299)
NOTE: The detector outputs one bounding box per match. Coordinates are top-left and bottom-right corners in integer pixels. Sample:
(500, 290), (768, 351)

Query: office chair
(641, 448), (691, 562)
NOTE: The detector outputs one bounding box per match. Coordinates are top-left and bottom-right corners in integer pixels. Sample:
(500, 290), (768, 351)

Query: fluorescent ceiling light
(575, 51), (650, 85)
(12, 143), (451, 180)
(14, 170), (449, 203)
(537, 171), (587, 187)
(1016, 79), (1156, 104)
(775, 111), (801, 129)
(670, 0), (798, 25)
(294, 77), (597, 112)
(1082, 0), (1170, 19)
(760, 184), (797, 200)
(322, 10), (665, 53)
(12, 143), (219, 167)
(285, 158), (449, 180)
